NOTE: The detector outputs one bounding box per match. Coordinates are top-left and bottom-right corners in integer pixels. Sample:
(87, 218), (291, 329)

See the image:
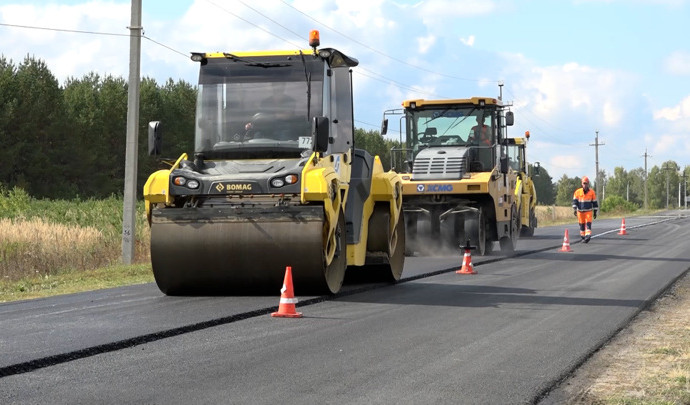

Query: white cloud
(649, 95), (690, 157)
(653, 95), (690, 121)
(510, 60), (634, 128)
(665, 51), (690, 76)
(460, 35), (475, 47)
(416, 34), (435, 54)
(1, 2), (131, 82)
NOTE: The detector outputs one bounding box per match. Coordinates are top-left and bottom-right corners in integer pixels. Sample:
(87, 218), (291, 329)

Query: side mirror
(500, 155), (509, 174)
(505, 111), (514, 126)
(381, 118), (388, 135)
(148, 121), (162, 156)
(312, 116), (329, 153)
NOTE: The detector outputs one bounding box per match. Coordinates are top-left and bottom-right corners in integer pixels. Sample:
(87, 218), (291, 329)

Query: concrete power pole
(590, 130), (604, 201)
(122, 0), (142, 264)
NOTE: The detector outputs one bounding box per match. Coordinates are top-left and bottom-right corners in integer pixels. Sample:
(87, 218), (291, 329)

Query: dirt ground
(553, 270), (690, 404)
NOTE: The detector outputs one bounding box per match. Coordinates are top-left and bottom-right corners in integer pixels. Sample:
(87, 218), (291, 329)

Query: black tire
(465, 207), (486, 256)
(365, 205), (406, 282)
(520, 207), (537, 237)
(323, 210), (348, 293)
(404, 212), (417, 256)
(500, 205), (519, 253)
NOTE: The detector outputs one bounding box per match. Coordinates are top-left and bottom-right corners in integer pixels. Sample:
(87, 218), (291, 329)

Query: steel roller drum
(150, 205), (337, 295)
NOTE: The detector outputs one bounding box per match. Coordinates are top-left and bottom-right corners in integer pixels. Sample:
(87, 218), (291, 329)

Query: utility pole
(590, 130), (604, 201)
(642, 149), (650, 210)
(122, 0), (142, 264)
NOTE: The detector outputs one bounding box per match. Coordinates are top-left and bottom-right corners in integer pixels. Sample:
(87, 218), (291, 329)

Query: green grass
(0, 263), (154, 302)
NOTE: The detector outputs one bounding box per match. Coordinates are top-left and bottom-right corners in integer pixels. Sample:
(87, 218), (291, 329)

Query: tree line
(1, 55), (687, 210)
(0, 55), (195, 199)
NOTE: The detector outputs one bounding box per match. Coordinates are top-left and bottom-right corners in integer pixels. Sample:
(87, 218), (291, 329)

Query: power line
(0, 22), (128, 37)
(142, 35), (187, 58)
(0, 22), (188, 59)
(202, 0), (303, 49)
(278, 0), (491, 84)
(354, 68), (450, 99)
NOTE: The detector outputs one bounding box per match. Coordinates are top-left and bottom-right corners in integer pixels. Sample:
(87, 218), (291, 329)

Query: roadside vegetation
(0, 186), (152, 302)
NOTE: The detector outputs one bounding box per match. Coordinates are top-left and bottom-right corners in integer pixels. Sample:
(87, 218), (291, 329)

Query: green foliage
(0, 185), (32, 217)
(354, 128), (402, 171)
(0, 185), (146, 239)
(0, 56), (197, 200)
(530, 163), (555, 204)
(555, 175), (582, 206)
(600, 195), (639, 213)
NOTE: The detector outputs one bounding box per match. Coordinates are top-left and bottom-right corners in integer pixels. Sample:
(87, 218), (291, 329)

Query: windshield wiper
(299, 51), (311, 119)
(222, 53), (290, 68)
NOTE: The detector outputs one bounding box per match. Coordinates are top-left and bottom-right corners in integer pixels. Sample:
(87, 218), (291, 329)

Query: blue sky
(1, 0), (689, 181)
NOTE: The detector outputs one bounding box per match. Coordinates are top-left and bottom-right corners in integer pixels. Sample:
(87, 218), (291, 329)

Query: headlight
(173, 176), (199, 189)
(271, 174), (298, 188)
(186, 179), (200, 189)
(271, 178), (285, 188)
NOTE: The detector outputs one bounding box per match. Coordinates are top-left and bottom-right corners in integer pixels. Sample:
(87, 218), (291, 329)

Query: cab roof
(402, 97), (504, 108)
(193, 48), (359, 68)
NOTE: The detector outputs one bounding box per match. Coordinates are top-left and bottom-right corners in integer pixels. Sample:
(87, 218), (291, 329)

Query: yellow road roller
(143, 31), (404, 295)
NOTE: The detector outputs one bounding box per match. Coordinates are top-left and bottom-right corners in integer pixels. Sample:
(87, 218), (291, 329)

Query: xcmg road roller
(143, 31), (405, 295)
(382, 96), (521, 256)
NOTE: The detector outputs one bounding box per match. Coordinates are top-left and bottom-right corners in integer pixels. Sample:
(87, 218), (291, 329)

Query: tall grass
(0, 186), (150, 283)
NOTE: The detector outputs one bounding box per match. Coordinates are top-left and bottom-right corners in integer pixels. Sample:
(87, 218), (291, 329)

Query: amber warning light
(309, 30), (320, 49)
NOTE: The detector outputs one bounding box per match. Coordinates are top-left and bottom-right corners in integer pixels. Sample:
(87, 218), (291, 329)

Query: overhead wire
(0, 22), (189, 59)
(277, 0), (493, 84)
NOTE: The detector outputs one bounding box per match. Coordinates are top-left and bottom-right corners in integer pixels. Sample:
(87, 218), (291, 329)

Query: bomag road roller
(143, 31), (405, 295)
(505, 132), (538, 237)
(381, 97), (519, 256)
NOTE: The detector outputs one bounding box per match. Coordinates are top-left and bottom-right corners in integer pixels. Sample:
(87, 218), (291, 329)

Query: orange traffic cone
(271, 266), (303, 318)
(560, 229), (572, 252)
(617, 218), (628, 235)
(456, 240), (477, 274)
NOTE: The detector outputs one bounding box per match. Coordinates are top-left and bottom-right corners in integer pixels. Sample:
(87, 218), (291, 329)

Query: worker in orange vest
(468, 115), (492, 146)
(572, 176), (598, 243)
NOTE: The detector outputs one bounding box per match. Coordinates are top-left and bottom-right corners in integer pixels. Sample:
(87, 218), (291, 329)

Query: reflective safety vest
(572, 187), (598, 212)
(470, 125), (492, 145)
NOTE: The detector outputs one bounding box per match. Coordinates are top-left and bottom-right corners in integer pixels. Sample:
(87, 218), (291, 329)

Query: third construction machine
(143, 31), (404, 295)
(382, 97), (521, 255)
(505, 132), (538, 237)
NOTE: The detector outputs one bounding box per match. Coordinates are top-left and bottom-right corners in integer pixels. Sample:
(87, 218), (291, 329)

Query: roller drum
(150, 205), (338, 295)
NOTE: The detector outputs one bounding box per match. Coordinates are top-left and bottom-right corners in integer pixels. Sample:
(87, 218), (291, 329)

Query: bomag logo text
(426, 184), (453, 192)
(225, 184), (252, 191)
(226, 183), (252, 191)
(215, 182), (253, 193)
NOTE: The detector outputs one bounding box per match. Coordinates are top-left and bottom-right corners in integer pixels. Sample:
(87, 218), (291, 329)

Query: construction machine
(505, 132), (538, 236)
(143, 31), (405, 295)
(381, 97), (519, 256)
